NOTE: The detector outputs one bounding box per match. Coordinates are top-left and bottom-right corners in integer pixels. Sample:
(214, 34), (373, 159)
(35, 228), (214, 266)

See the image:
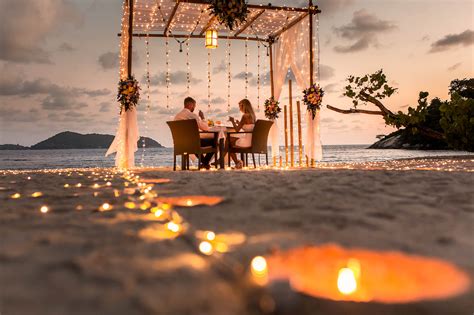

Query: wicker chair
(227, 119), (273, 168)
(167, 120), (218, 171)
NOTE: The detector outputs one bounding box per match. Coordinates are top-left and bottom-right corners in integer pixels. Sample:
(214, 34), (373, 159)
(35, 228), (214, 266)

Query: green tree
(440, 81), (474, 151)
(327, 69), (444, 140)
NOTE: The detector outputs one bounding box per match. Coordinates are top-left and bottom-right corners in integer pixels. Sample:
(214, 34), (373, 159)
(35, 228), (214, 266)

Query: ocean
(1, 145), (472, 170)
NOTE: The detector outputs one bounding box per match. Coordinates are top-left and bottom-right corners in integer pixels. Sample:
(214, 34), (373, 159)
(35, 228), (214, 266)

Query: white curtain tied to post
(272, 13), (322, 162)
(105, 2), (139, 168)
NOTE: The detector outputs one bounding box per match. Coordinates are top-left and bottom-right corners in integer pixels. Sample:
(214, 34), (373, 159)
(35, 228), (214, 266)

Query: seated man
(174, 97), (215, 168)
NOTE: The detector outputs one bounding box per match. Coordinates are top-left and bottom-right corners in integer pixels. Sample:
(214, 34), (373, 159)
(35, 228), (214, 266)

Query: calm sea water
(1, 146), (473, 170)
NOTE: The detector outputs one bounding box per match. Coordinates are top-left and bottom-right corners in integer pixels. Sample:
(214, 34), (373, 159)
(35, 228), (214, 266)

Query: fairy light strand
(257, 40), (261, 110)
(245, 37), (249, 99)
(227, 38), (231, 112)
(207, 49), (211, 111)
(166, 37), (170, 109)
(186, 40), (190, 96)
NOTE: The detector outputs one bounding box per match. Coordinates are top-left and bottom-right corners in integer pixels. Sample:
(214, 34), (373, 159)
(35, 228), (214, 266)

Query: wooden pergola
(120, 0), (321, 97)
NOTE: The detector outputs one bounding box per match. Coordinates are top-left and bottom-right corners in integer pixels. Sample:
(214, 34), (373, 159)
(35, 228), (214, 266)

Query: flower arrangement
(117, 76), (140, 113)
(264, 97), (281, 120)
(303, 84), (324, 119)
(208, 0), (249, 30)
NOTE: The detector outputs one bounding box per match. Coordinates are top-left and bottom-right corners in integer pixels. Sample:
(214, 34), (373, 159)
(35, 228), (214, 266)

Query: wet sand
(1, 157), (473, 315)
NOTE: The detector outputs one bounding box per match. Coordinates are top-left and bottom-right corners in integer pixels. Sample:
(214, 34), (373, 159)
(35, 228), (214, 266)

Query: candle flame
(337, 267), (357, 295)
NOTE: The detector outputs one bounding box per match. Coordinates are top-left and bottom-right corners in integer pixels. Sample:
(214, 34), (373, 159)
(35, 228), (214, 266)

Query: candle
(284, 105), (288, 167)
(297, 101), (303, 166)
(289, 80), (294, 167)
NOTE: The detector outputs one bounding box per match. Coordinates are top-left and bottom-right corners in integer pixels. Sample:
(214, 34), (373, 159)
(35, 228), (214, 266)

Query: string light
(257, 40), (261, 110)
(245, 37), (249, 99)
(165, 37), (170, 109)
(207, 49), (211, 111)
(227, 38), (231, 112)
(40, 205), (49, 214)
(186, 40), (191, 95)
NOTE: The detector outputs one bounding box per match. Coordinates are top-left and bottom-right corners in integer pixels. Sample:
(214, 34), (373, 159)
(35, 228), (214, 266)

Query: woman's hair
(239, 99), (256, 123)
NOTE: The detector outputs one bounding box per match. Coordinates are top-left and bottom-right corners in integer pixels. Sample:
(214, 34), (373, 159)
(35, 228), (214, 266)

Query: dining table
(205, 124), (235, 169)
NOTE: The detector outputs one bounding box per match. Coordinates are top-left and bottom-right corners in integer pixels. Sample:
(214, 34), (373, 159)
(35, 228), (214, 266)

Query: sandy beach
(1, 157), (473, 315)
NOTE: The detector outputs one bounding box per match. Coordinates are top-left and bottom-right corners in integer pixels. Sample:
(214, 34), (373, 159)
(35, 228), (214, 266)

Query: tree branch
(359, 92), (395, 116)
(327, 105), (384, 115)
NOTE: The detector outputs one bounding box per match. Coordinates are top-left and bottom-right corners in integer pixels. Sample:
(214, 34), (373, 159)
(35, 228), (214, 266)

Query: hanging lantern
(205, 29), (218, 49)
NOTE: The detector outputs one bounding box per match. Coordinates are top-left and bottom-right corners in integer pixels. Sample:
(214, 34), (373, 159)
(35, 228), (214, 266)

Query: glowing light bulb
(186, 199), (193, 206)
(167, 222), (180, 233)
(251, 256), (268, 277)
(199, 241), (214, 255)
(154, 209), (164, 218)
(76, 183), (82, 188)
(99, 203), (112, 211)
(31, 192), (43, 198)
(106, 181), (112, 186)
(40, 205), (49, 213)
(337, 267), (357, 295)
(64, 184), (70, 188)
(124, 201), (136, 209)
(11, 193), (21, 199)
(206, 231), (216, 241)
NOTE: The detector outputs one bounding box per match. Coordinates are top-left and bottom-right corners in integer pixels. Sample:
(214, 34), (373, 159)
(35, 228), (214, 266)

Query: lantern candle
(205, 29), (218, 49)
(297, 101), (303, 166)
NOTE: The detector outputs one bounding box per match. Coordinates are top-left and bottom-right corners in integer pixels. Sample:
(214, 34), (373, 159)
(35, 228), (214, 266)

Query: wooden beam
(178, 0), (309, 12)
(234, 9), (265, 36)
(127, 0), (134, 77)
(309, 0), (314, 85)
(269, 40), (275, 98)
(163, 1), (180, 36)
(200, 15), (217, 35)
(270, 12), (308, 39)
(121, 33), (270, 42)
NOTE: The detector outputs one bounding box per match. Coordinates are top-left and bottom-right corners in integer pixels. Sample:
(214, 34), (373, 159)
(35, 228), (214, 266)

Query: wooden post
(269, 39), (275, 98)
(127, 0), (134, 78)
(289, 80), (294, 167)
(308, 0), (314, 86)
(297, 101), (303, 166)
(284, 105), (288, 167)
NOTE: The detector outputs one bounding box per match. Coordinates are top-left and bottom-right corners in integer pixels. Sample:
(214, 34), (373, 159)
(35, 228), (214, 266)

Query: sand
(0, 157), (473, 315)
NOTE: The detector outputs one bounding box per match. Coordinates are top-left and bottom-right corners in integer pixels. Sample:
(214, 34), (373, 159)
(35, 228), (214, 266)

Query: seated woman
(228, 99), (256, 169)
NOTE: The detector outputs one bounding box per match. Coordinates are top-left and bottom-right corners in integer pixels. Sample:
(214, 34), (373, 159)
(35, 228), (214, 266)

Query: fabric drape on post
(272, 14), (322, 162)
(269, 37), (290, 160)
(106, 0), (139, 168)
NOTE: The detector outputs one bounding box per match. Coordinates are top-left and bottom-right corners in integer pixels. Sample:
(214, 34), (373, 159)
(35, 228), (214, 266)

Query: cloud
(320, 65), (335, 81)
(324, 83), (339, 94)
(0, 0), (82, 63)
(334, 10), (397, 53)
(58, 42), (75, 52)
(98, 52), (118, 70)
(0, 64), (111, 110)
(148, 71), (202, 85)
(429, 30), (474, 53)
(448, 62), (462, 71)
(99, 102), (113, 112)
(213, 60), (227, 74)
(98, 51), (140, 70)
(234, 72), (254, 80)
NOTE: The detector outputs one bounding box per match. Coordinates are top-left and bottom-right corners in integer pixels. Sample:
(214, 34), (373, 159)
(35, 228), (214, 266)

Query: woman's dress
(235, 124), (255, 148)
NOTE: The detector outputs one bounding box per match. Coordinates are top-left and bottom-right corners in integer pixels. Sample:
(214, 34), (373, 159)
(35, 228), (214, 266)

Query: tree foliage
(330, 70), (474, 151)
(440, 82), (474, 151)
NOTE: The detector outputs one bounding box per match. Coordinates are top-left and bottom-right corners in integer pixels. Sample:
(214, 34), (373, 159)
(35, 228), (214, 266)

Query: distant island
(0, 131), (164, 150)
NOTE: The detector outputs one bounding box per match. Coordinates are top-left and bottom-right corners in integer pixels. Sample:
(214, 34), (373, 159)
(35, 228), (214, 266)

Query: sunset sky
(0, 0), (472, 147)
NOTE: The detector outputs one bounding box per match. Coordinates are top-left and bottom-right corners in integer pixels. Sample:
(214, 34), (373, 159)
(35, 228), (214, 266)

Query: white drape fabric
(105, 2), (140, 168)
(272, 14), (322, 162)
(106, 108), (139, 168)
